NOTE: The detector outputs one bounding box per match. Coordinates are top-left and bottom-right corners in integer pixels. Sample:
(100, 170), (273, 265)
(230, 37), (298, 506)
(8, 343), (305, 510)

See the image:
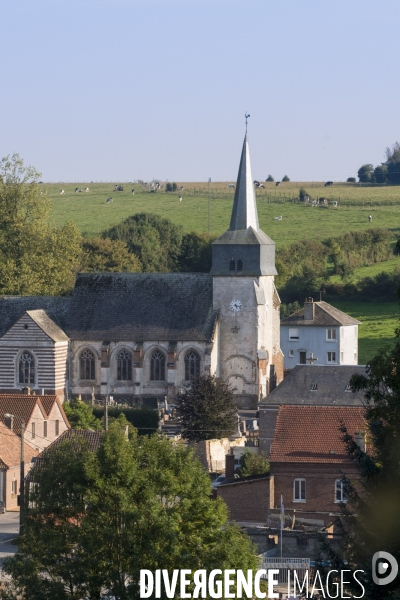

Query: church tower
(211, 134), (283, 408)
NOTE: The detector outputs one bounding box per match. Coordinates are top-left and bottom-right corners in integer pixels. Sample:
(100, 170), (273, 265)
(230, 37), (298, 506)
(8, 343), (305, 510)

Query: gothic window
(117, 349), (132, 381)
(185, 349), (200, 380)
(150, 350), (165, 381)
(229, 260), (235, 271)
(237, 259), (243, 271)
(19, 351), (35, 384)
(80, 349), (95, 380)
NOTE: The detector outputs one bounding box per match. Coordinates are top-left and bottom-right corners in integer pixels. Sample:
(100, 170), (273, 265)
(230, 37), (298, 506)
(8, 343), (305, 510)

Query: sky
(1, 0), (399, 182)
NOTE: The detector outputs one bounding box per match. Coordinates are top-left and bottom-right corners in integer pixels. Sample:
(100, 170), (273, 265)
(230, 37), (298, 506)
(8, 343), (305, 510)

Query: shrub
(299, 187), (309, 202)
(282, 175), (290, 182)
(347, 177), (356, 183)
(266, 175), (274, 182)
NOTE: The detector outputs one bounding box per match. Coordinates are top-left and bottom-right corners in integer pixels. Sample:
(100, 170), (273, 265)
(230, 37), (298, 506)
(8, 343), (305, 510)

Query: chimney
(4, 415), (14, 432)
(23, 386), (31, 395)
(304, 297), (315, 321)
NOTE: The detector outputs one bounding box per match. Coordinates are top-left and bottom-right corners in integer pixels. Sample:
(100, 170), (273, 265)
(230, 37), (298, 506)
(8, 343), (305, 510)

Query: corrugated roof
(270, 405), (366, 464)
(280, 301), (361, 326)
(65, 273), (218, 341)
(260, 365), (366, 407)
(0, 421), (39, 468)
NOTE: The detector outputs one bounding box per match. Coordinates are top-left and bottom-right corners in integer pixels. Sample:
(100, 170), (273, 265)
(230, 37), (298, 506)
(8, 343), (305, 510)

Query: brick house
(216, 474), (270, 525)
(269, 405), (365, 527)
(0, 421), (39, 511)
(0, 393), (70, 452)
(258, 364), (366, 455)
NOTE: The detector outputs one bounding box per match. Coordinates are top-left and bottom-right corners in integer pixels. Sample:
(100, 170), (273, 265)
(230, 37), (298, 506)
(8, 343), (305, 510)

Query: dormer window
(237, 260), (243, 271)
(311, 383), (318, 391)
(345, 384), (352, 392)
(229, 260), (235, 271)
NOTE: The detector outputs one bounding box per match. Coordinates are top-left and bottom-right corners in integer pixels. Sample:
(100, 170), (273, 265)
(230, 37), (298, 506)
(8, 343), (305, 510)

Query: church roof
(66, 273), (218, 342)
(0, 296), (70, 338)
(26, 310), (69, 342)
(229, 135), (259, 231)
(213, 226), (275, 246)
(280, 301), (361, 326)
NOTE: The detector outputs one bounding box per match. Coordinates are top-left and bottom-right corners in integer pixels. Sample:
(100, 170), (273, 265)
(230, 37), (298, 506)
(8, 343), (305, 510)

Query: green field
(46, 181), (400, 245)
(328, 300), (399, 364)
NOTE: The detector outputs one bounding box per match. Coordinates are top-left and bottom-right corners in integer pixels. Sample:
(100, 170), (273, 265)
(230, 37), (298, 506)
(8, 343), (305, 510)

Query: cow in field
(253, 180), (260, 187)
(368, 214), (372, 222)
(60, 190), (65, 195)
(132, 189), (135, 195)
(325, 181), (333, 186)
(259, 184), (265, 188)
(107, 197), (113, 203)
(228, 184), (235, 189)
(179, 196), (183, 202)
(85, 187), (89, 192)
(275, 181), (281, 186)
(274, 216), (282, 220)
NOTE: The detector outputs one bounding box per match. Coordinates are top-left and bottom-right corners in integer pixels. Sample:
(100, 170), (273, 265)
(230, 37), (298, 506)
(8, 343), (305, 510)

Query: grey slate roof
(229, 135), (259, 231)
(261, 365), (367, 407)
(280, 301), (361, 326)
(213, 226), (275, 246)
(65, 273), (218, 342)
(0, 296), (70, 338)
(26, 310), (69, 342)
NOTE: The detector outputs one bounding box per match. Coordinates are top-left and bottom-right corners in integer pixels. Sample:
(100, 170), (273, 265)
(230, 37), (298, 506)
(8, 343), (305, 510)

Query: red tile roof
(270, 405), (366, 464)
(0, 394), (70, 434)
(0, 421), (39, 468)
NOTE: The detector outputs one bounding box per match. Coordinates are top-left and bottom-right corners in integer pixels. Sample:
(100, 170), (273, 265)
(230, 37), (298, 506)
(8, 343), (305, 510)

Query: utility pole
(104, 394), (108, 431)
(208, 178), (211, 234)
(20, 420), (25, 533)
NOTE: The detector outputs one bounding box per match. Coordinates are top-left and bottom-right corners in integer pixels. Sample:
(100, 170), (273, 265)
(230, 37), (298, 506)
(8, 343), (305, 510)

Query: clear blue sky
(1, 0), (399, 182)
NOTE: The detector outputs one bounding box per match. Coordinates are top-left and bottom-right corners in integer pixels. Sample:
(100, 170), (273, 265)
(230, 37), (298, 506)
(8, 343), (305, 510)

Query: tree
(1, 421), (258, 599)
(238, 449), (270, 477)
(266, 174), (274, 182)
(0, 154), (82, 295)
(177, 231), (215, 272)
(373, 164), (388, 184)
(322, 336), (400, 598)
(175, 375), (238, 442)
(165, 182), (177, 192)
(80, 237), (141, 273)
(385, 142), (400, 185)
(357, 163), (374, 183)
(104, 213), (183, 272)
(63, 399), (102, 430)
(298, 187), (309, 202)
(347, 177), (356, 183)
(282, 175), (290, 182)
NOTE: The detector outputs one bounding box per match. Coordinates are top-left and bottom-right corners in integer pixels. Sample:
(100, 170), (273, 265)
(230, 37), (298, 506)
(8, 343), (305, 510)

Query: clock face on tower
(230, 299), (242, 312)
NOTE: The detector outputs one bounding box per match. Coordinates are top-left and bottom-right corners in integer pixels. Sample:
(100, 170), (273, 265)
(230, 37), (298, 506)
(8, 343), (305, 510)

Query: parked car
(212, 475), (227, 490)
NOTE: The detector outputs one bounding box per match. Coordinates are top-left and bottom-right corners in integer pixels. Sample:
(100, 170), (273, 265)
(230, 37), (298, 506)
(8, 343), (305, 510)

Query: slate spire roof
(229, 135), (260, 231)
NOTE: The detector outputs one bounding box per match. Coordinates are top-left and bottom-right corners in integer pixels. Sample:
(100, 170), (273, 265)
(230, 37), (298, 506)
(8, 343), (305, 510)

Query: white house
(280, 298), (361, 371)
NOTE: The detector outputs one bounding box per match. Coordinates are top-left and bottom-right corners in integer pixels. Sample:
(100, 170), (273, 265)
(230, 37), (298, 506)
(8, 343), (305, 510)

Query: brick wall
(216, 477), (270, 523)
(270, 462), (359, 525)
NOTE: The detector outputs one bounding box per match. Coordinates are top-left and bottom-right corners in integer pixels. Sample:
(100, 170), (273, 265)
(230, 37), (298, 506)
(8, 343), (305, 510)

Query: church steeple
(229, 135), (259, 231)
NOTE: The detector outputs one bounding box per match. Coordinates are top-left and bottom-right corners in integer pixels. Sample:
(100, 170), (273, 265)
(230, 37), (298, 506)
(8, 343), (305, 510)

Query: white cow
(85, 187), (89, 192)
(60, 190), (65, 195)
(274, 216), (282, 221)
(179, 196), (183, 202)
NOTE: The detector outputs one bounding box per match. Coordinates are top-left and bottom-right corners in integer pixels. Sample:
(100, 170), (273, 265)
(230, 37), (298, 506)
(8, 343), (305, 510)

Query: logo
(372, 551), (398, 586)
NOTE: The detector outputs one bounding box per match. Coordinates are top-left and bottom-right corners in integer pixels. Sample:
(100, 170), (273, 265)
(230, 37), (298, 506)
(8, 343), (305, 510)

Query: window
(335, 479), (347, 503)
(289, 328), (299, 340)
(237, 260), (243, 271)
(150, 350), (165, 381)
(18, 351), (35, 384)
(185, 349), (200, 380)
(327, 352), (336, 364)
(294, 479), (306, 502)
(80, 349), (95, 380)
(43, 421), (47, 438)
(229, 260), (235, 271)
(289, 349), (294, 357)
(11, 480), (17, 495)
(327, 329), (337, 341)
(55, 420), (59, 436)
(117, 350), (132, 381)
(31, 422), (35, 439)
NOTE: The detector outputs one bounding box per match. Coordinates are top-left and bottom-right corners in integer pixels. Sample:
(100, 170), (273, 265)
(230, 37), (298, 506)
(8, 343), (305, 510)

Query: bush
(266, 175), (274, 182)
(299, 187), (309, 202)
(282, 175), (290, 182)
(165, 182), (177, 192)
(347, 177), (356, 183)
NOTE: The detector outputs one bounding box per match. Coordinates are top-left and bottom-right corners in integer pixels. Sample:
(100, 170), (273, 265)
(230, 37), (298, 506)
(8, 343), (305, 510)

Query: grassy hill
(46, 181), (400, 245)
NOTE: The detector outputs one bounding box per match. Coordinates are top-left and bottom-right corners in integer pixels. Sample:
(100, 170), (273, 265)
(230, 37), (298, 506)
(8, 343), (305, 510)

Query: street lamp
(4, 413), (25, 534)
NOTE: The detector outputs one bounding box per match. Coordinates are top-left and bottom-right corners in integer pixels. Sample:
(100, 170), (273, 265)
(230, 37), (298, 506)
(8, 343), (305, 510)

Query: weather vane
(245, 113), (250, 134)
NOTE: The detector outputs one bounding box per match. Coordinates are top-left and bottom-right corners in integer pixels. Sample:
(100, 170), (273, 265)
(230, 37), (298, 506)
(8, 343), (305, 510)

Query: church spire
(229, 134), (259, 231)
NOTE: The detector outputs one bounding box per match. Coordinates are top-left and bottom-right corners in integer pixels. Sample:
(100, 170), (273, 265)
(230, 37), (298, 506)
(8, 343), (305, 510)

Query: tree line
(357, 141), (400, 184)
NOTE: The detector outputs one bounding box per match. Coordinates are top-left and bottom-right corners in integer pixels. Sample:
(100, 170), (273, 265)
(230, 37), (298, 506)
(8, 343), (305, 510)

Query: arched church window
(185, 350), (200, 380)
(80, 349), (95, 380)
(237, 260), (243, 271)
(150, 350), (165, 381)
(117, 349), (132, 381)
(19, 351), (35, 384)
(229, 260), (235, 271)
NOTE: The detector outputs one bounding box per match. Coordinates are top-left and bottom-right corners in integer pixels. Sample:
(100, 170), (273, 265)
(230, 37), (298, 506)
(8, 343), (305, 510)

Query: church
(0, 135), (283, 409)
